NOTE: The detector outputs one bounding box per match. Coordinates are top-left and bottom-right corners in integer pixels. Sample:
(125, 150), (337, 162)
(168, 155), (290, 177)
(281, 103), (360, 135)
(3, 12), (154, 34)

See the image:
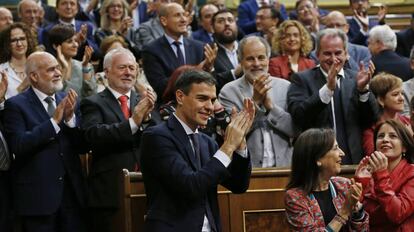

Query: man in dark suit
(191, 4), (218, 44)
(211, 9), (241, 92)
(3, 52), (87, 232)
(80, 47), (155, 232)
(396, 15), (414, 58)
(141, 2), (215, 98)
(368, 25), (413, 81)
(310, 11), (371, 70)
(237, 0), (287, 34)
(347, 0), (386, 46)
(141, 69), (254, 231)
(288, 29), (378, 164)
(39, 0), (100, 60)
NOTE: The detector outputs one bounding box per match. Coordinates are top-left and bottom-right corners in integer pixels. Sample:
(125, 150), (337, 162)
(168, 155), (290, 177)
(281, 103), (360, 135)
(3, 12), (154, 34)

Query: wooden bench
(117, 166), (357, 232)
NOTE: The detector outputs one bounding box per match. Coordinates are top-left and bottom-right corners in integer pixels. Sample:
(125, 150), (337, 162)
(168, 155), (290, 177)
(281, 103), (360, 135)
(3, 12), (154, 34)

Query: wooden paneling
(117, 165), (357, 232)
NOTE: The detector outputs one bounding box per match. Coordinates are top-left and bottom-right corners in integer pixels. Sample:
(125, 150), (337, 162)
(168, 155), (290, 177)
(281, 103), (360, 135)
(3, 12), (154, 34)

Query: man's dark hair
(211, 9), (233, 25)
(258, 6), (284, 26)
(175, 69), (217, 95)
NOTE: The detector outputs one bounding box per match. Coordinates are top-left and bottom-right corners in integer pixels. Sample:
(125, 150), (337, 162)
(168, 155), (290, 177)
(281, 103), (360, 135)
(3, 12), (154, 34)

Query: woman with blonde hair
(269, 20), (315, 81)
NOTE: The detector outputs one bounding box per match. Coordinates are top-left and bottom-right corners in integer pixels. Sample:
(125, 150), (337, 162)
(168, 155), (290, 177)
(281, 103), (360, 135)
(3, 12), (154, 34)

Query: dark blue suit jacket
(347, 17), (378, 46)
(140, 115), (251, 232)
(141, 35), (205, 97)
(191, 28), (213, 44)
(372, 49), (413, 81)
(237, 0), (287, 34)
(39, 20), (100, 60)
(135, 1), (150, 25)
(396, 27), (414, 58)
(3, 88), (86, 215)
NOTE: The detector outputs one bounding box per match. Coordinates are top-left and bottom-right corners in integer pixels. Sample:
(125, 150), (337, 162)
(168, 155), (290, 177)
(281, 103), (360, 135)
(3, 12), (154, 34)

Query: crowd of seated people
(0, 0), (414, 231)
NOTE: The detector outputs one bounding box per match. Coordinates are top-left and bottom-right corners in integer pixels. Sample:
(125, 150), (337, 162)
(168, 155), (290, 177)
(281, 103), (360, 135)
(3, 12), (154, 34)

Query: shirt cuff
(214, 150), (231, 168)
(129, 118), (139, 134)
(64, 115), (76, 128)
(235, 147), (248, 158)
(359, 92), (370, 102)
(50, 118), (61, 134)
(319, 84), (334, 104)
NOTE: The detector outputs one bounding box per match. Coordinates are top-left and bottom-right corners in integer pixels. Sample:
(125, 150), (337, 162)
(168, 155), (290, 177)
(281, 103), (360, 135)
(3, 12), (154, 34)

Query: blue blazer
(39, 20), (100, 60)
(347, 17), (378, 46)
(141, 35), (205, 97)
(372, 50), (413, 82)
(140, 115), (251, 232)
(396, 27), (414, 58)
(3, 88), (86, 215)
(191, 28), (213, 44)
(237, 0), (287, 34)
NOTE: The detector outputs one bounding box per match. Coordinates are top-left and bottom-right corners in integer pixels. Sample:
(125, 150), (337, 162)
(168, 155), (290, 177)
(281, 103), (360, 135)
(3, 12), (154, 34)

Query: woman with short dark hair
(285, 128), (369, 231)
(356, 119), (414, 230)
(48, 24), (97, 98)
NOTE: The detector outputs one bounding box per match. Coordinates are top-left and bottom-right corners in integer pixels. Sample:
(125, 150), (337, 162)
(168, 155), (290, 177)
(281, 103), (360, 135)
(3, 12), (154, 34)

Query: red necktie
(118, 95), (130, 119)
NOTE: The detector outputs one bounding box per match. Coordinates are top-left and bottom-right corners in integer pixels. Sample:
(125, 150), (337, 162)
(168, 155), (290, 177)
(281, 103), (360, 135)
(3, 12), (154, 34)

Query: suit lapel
(183, 38), (193, 65)
(340, 70), (355, 117)
(101, 88), (125, 121)
(167, 116), (199, 170)
(27, 88), (52, 121)
(199, 134), (210, 167)
(161, 36), (180, 67)
(216, 46), (234, 69)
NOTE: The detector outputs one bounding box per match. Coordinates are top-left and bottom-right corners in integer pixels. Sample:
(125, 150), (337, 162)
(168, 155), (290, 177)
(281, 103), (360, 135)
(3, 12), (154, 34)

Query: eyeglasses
(10, 37), (27, 44)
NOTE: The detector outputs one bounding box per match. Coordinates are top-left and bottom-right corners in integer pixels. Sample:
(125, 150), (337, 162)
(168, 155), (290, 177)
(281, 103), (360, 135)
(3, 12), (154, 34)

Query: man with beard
(219, 36), (297, 168)
(3, 51), (87, 231)
(212, 9), (242, 92)
(80, 47), (155, 232)
(287, 29), (378, 164)
(347, 0), (387, 46)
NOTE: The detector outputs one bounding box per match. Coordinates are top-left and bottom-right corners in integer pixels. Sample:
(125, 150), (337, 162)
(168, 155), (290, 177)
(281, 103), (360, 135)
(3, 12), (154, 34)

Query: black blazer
(213, 45), (237, 92)
(372, 49), (413, 81)
(141, 35), (205, 97)
(3, 88), (86, 215)
(80, 88), (142, 208)
(287, 67), (378, 163)
(140, 115), (251, 232)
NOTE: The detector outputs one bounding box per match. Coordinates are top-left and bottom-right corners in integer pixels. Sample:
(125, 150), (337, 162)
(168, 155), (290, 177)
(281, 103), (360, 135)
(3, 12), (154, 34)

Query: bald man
(3, 52), (87, 232)
(18, 0), (39, 28)
(0, 7), (13, 31)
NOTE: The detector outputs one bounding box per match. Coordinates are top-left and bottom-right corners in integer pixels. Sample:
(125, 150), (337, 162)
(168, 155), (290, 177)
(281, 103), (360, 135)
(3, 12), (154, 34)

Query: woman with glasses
(48, 24), (97, 98)
(269, 20), (315, 81)
(0, 22), (36, 99)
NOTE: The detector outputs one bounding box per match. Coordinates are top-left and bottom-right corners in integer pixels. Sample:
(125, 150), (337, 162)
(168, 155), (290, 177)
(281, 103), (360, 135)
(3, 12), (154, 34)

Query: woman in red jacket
(356, 119), (414, 231)
(268, 20), (315, 81)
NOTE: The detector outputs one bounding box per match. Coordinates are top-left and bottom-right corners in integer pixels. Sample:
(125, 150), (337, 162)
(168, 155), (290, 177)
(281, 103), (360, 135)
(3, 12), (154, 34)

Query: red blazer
(362, 159), (414, 231)
(268, 55), (315, 81)
(362, 114), (410, 156)
(285, 177), (369, 231)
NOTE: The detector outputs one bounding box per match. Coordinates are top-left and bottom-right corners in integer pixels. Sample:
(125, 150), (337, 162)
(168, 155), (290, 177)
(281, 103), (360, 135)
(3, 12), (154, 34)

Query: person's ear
(377, 96), (385, 108)
(175, 89), (184, 105)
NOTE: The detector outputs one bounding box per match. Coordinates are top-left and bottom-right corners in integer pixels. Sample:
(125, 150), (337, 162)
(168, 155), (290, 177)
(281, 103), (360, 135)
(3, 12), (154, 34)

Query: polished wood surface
(117, 166), (357, 232)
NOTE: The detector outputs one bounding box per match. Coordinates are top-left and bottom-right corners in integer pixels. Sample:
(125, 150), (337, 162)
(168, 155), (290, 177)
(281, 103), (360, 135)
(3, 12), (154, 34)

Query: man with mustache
(3, 51), (87, 231)
(80, 47), (155, 232)
(287, 28), (378, 164)
(219, 36), (297, 168)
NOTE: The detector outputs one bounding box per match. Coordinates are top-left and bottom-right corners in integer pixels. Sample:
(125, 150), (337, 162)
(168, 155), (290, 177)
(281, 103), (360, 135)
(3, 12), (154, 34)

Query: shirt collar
(173, 113), (198, 135)
(319, 65), (345, 79)
(59, 18), (76, 28)
(32, 87), (56, 102)
(107, 86), (131, 100)
(165, 34), (184, 45)
(218, 41), (238, 53)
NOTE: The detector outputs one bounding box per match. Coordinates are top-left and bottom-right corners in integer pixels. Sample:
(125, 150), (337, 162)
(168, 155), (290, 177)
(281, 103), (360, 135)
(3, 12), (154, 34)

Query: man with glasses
(254, 6), (283, 43)
(348, 0), (387, 45)
(80, 47), (155, 232)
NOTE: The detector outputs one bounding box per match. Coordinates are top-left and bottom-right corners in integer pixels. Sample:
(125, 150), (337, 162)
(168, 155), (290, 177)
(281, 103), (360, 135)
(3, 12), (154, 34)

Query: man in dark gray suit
(288, 29), (378, 164)
(220, 36), (297, 168)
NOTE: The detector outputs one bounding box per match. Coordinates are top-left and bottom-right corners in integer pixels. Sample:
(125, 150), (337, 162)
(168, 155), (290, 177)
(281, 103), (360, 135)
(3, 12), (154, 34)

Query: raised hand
(353, 9), (369, 31)
(198, 43), (218, 72)
(82, 45), (94, 67)
(64, 89), (78, 122)
(119, 16), (134, 36)
(356, 61), (374, 92)
(75, 24), (88, 45)
(0, 71), (8, 101)
(355, 156), (372, 179)
(368, 151), (388, 173)
(377, 4), (387, 23)
(326, 57), (343, 91)
(253, 74), (272, 110)
(132, 89), (156, 125)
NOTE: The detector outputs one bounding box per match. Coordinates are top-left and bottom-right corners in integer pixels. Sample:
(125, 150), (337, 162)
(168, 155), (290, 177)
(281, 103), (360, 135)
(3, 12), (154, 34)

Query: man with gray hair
(80, 47), (155, 232)
(3, 51), (88, 231)
(0, 7), (13, 31)
(219, 36), (297, 167)
(369, 24), (413, 81)
(288, 28), (378, 164)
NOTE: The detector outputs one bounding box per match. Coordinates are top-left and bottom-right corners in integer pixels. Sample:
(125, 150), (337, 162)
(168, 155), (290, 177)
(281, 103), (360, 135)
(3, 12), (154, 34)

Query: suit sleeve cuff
(214, 150), (231, 168)
(50, 118), (61, 134)
(319, 84), (334, 104)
